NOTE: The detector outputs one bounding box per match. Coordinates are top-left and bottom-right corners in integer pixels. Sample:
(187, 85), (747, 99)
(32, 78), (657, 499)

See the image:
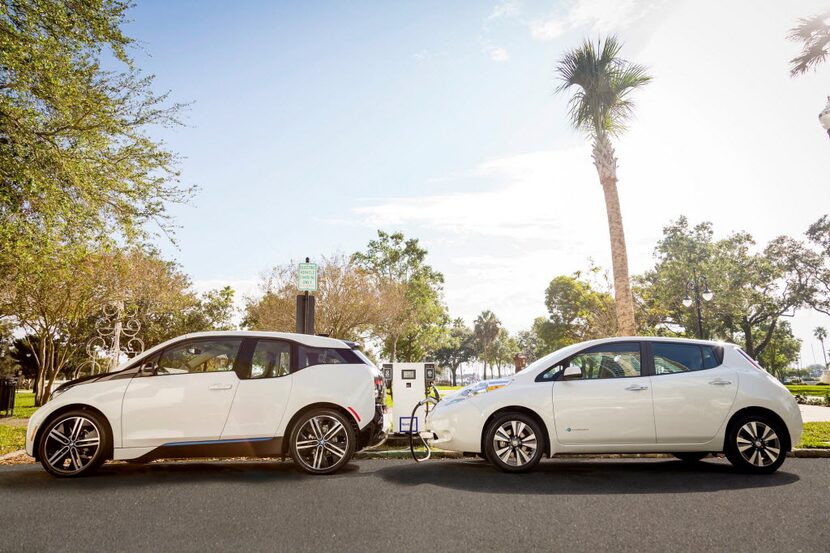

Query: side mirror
(139, 363), (156, 377)
(562, 365), (582, 380)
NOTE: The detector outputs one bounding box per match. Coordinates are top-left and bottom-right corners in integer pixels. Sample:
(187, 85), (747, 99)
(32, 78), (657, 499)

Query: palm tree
(788, 11), (830, 77)
(474, 310), (501, 380)
(814, 326), (828, 368)
(556, 36), (651, 336)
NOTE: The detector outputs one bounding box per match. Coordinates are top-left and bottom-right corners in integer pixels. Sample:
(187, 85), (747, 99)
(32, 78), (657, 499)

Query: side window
(653, 343), (721, 374)
(250, 340), (291, 378)
(566, 342), (642, 379)
(297, 346), (362, 369)
(156, 339), (242, 375)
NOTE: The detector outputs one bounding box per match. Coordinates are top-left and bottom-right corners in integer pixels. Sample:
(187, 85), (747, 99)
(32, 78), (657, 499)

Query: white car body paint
(26, 331), (382, 462)
(425, 337), (802, 456)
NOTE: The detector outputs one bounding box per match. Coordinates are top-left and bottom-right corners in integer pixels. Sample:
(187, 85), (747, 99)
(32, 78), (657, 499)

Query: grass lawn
(786, 385), (830, 396)
(0, 426), (26, 455)
(12, 391), (37, 418)
(798, 422), (830, 448)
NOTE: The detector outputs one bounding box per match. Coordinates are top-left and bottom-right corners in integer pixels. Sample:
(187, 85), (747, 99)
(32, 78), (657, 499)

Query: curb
(0, 449), (28, 461)
(356, 449), (830, 460)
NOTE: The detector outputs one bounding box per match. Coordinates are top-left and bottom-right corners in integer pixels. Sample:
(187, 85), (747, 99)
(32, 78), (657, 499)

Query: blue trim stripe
(163, 437), (272, 447)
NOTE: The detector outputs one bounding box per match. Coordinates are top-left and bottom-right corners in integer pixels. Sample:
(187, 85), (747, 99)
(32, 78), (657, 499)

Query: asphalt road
(1, 457), (828, 553)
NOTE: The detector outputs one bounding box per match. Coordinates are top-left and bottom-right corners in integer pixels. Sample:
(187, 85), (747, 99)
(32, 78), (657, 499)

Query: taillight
(373, 376), (384, 402)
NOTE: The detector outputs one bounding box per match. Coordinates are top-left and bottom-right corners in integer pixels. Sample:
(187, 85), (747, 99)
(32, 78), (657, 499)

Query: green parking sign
(297, 262), (318, 292)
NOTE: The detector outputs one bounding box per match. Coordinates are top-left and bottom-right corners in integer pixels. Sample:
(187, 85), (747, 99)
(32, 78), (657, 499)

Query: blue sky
(127, 1), (830, 364)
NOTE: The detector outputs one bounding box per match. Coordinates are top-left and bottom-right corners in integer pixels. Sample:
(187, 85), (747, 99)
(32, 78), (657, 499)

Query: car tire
(724, 414), (787, 474)
(671, 452), (709, 463)
(484, 412), (544, 473)
(290, 408), (356, 475)
(38, 409), (110, 478)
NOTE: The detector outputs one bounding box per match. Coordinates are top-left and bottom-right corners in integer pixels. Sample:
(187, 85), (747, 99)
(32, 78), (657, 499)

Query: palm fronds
(788, 11), (830, 77)
(555, 35), (651, 137)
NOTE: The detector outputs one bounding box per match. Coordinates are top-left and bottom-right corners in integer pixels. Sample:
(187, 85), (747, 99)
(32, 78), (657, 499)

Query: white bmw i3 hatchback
(425, 337), (802, 474)
(26, 331), (385, 477)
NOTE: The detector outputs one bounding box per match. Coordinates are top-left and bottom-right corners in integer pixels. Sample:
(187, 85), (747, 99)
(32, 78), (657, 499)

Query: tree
(814, 326), (828, 368)
(352, 231), (447, 361)
(432, 318), (475, 386)
(638, 217), (825, 358)
(244, 255), (380, 342)
(788, 10), (830, 76)
(757, 322), (801, 379)
(0, 0), (190, 271)
(491, 328), (518, 378)
(555, 36), (651, 336)
(545, 271), (616, 342)
(473, 310), (501, 380)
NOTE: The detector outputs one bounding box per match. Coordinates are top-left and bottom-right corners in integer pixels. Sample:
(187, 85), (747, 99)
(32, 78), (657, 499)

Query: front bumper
(424, 399), (483, 453)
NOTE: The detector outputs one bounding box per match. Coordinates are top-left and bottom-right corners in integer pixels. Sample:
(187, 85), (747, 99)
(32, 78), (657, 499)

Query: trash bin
(0, 378), (17, 417)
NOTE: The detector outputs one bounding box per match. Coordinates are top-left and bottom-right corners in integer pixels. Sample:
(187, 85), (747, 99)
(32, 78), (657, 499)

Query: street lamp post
(682, 271), (713, 339)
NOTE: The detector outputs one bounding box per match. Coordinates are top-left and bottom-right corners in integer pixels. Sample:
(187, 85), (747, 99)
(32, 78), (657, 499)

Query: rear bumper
(357, 404), (386, 449)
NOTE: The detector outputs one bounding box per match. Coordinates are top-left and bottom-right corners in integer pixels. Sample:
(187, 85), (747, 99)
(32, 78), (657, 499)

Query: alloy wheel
(294, 415), (350, 471)
(492, 420), (538, 467)
(736, 421), (780, 467)
(43, 416), (101, 475)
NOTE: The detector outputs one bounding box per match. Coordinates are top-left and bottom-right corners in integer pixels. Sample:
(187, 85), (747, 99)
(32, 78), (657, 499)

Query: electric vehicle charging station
(382, 362), (438, 435)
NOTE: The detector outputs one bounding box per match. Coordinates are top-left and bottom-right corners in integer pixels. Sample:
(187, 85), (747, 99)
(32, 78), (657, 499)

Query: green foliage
(636, 217), (824, 358)
(353, 230), (447, 361)
(555, 35), (651, 137)
(0, 0), (191, 260)
(756, 322), (801, 378)
(473, 310), (501, 379)
(431, 318), (475, 385)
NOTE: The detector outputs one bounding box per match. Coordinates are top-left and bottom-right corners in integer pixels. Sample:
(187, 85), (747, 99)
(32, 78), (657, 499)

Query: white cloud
(530, 18), (566, 41)
(488, 0), (521, 20)
(486, 46), (510, 62)
(530, 0), (659, 41)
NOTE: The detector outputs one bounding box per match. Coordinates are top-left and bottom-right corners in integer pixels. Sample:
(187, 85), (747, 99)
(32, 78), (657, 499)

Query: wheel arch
(281, 402), (359, 454)
(725, 406), (792, 452)
(480, 406), (551, 457)
(33, 404), (114, 461)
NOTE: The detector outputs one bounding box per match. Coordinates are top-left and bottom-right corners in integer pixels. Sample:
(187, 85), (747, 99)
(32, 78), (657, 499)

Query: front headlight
(49, 386), (70, 402)
(443, 378), (513, 406)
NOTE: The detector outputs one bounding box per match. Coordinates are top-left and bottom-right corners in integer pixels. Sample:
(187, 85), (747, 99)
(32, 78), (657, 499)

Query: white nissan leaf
(424, 337), (802, 474)
(26, 331), (385, 477)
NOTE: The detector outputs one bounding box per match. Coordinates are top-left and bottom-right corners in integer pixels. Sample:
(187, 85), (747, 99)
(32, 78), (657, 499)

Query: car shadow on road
(0, 459), (363, 491)
(376, 458), (800, 495)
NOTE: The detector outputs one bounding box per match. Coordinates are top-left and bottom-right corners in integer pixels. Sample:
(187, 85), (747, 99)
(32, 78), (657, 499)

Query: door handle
(209, 384), (233, 390)
(709, 379), (732, 386)
(625, 384), (648, 391)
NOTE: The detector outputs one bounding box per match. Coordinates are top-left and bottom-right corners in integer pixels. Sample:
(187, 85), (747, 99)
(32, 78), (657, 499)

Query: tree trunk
(593, 133), (636, 336)
(451, 365), (458, 386)
(390, 336), (398, 363)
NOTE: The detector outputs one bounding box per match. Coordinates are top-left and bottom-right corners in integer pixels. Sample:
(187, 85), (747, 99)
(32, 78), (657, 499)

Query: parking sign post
(296, 257), (318, 334)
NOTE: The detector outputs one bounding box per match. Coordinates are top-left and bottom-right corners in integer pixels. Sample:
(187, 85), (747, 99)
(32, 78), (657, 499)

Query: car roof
(576, 336), (735, 348)
(175, 330), (350, 348)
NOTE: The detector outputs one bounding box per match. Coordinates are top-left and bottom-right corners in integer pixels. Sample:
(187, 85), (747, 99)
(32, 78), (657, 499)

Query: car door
(648, 341), (737, 444)
(121, 338), (242, 448)
(221, 338), (294, 440)
(552, 341), (656, 445)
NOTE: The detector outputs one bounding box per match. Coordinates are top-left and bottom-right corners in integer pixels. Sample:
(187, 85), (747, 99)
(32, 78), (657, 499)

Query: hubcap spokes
(44, 416), (100, 474)
(493, 420), (537, 467)
(737, 421), (780, 467)
(296, 416), (349, 471)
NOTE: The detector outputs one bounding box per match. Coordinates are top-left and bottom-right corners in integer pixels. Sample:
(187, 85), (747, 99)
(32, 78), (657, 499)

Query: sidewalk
(799, 404), (830, 423)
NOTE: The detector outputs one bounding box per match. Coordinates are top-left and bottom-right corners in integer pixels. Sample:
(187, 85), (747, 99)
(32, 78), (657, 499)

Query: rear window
(652, 343), (723, 374)
(297, 346), (364, 369)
